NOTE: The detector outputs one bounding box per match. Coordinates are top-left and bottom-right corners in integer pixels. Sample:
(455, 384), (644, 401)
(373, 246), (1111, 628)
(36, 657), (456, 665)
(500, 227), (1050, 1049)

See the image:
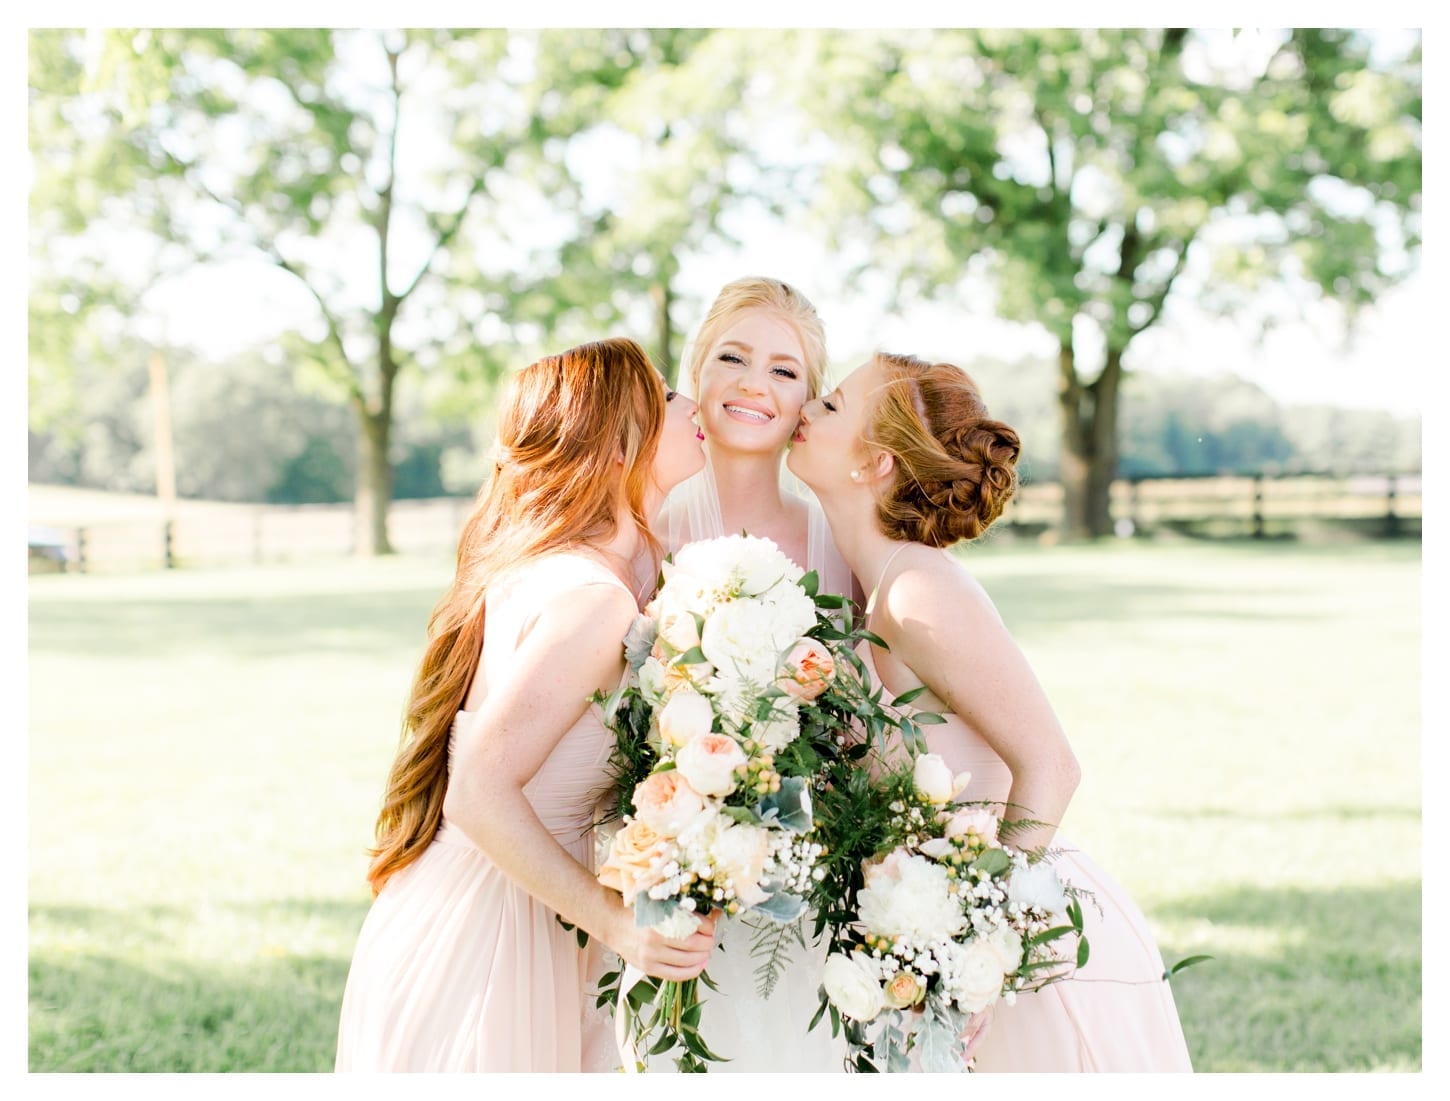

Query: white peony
(672, 534), (803, 599)
(857, 851), (967, 943)
(822, 952), (886, 1022)
(1008, 862), (1070, 916)
(979, 923), (1024, 976)
(913, 753), (971, 804)
(657, 690), (714, 748)
(701, 596), (813, 687)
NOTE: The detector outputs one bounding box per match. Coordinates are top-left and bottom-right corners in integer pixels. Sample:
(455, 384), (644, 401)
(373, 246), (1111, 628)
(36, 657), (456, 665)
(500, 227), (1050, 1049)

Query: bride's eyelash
(718, 352), (744, 365)
(771, 365), (799, 380)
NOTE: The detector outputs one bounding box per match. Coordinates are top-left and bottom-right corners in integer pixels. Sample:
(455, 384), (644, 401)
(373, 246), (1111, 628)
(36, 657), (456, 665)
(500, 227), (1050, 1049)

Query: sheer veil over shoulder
(654, 457), (851, 1072)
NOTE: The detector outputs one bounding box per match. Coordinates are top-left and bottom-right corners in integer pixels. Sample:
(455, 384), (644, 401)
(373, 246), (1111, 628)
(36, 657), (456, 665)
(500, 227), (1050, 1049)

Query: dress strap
(864, 542), (911, 620)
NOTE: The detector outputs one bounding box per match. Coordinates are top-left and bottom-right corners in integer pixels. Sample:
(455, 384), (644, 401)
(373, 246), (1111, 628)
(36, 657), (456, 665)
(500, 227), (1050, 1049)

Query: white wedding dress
(643, 456), (853, 1072)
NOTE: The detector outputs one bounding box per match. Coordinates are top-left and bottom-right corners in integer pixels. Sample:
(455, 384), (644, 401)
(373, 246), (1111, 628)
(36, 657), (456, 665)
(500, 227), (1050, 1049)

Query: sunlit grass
(28, 540), (1420, 1071)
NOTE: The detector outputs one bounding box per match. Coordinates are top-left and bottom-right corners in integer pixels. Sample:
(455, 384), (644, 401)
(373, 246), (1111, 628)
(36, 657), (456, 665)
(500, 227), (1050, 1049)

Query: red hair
(366, 338), (664, 893)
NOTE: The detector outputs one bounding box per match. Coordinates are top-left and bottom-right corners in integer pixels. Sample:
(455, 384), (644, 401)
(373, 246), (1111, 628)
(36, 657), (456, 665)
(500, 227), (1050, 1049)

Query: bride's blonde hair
(682, 276), (827, 400)
(366, 338), (665, 894)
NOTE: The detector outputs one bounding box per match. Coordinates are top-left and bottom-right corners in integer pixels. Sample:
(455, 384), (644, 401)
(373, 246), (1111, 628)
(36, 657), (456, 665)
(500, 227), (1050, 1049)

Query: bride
(640, 276), (861, 1072)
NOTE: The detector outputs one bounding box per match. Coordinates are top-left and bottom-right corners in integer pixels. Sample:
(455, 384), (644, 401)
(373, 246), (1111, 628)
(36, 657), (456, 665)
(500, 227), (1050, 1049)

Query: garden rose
(883, 970), (926, 1009)
(597, 820), (670, 904)
(658, 607), (702, 654)
(823, 952), (885, 1022)
(632, 769), (707, 836)
(657, 690), (714, 749)
(777, 638), (835, 701)
(944, 806), (999, 844)
(913, 753), (971, 804)
(953, 937), (1008, 1013)
(674, 732), (747, 797)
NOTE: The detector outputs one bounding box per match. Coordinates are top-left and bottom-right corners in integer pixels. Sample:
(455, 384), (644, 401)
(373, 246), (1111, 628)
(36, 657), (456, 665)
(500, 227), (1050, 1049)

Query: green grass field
(27, 539), (1422, 1072)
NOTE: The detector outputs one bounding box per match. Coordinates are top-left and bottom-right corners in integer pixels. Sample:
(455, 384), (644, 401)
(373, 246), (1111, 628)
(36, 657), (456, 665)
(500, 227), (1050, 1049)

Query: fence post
(1384, 474), (1400, 538)
(163, 519), (176, 569)
(1252, 474), (1265, 539)
(1129, 478), (1143, 536)
(75, 526), (88, 574)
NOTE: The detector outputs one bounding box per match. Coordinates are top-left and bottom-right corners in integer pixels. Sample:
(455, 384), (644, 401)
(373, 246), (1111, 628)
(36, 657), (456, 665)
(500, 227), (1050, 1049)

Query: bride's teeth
(725, 405), (771, 422)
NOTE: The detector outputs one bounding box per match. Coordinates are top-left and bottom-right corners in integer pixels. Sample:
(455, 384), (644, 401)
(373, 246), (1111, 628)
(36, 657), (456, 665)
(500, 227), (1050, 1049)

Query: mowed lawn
(27, 539), (1421, 1072)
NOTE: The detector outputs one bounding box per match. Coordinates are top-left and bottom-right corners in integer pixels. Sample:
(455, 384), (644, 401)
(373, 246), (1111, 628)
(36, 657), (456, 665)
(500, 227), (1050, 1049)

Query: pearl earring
(850, 470), (860, 481)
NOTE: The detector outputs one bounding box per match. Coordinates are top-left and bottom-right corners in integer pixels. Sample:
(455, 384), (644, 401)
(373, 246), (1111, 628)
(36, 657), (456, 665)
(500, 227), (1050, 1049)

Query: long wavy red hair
(366, 337), (665, 894)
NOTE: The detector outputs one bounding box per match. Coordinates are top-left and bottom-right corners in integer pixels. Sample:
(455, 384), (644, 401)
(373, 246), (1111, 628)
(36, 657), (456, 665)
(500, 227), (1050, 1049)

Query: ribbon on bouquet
(614, 962), (649, 1073)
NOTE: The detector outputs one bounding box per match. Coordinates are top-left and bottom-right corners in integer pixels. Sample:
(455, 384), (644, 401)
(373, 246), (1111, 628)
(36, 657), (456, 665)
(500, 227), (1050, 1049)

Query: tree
(797, 28), (1421, 536)
(29, 29), (599, 553)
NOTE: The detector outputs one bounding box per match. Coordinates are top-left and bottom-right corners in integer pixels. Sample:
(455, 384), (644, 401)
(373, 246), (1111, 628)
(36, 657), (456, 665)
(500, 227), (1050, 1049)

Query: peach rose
(632, 769), (707, 837)
(883, 970), (926, 1009)
(674, 732), (747, 797)
(777, 638), (836, 701)
(597, 819), (670, 904)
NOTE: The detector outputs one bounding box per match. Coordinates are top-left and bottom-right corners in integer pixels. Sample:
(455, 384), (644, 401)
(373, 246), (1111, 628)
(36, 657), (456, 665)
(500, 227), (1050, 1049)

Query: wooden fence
(28, 472), (1422, 574)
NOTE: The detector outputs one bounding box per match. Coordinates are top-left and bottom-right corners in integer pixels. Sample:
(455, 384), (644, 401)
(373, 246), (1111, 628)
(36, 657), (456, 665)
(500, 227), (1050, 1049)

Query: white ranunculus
(1007, 862), (1070, 916)
(822, 952), (886, 1022)
(657, 690), (714, 748)
(673, 732), (747, 797)
(913, 753), (971, 804)
(857, 851), (967, 943)
(710, 821), (771, 907)
(951, 937), (1008, 1013)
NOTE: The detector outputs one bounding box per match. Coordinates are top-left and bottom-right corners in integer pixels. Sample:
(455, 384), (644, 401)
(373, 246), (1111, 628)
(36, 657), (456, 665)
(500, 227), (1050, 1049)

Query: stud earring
(850, 470), (860, 481)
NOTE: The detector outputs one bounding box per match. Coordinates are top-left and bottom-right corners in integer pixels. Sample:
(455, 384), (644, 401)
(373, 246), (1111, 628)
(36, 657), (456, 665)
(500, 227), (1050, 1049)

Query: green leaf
(800, 569), (819, 597)
(972, 847), (1012, 876)
(1167, 953), (1213, 977)
(890, 684), (930, 706)
(1076, 936), (1091, 969)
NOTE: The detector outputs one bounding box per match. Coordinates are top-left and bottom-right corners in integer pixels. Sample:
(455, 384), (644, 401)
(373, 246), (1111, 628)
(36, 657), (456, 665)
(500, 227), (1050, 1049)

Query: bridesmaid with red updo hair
(787, 352), (1192, 1072)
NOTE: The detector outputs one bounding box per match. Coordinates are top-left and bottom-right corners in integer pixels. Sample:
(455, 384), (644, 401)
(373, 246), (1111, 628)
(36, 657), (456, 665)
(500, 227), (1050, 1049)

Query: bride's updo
(865, 352), (1021, 547)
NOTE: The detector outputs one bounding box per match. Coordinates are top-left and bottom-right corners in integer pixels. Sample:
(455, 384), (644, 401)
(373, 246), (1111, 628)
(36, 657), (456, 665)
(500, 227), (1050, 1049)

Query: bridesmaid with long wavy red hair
(335, 338), (716, 1072)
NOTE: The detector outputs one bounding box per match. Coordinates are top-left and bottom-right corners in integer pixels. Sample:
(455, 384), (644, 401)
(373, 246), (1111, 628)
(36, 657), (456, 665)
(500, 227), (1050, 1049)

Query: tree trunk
(1055, 340), (1120, 539)
(354, 402), (395, 556)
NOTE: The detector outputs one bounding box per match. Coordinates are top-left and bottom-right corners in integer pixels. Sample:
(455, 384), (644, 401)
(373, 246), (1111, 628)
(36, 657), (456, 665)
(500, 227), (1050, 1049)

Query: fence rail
(28, 473), (1422, 574)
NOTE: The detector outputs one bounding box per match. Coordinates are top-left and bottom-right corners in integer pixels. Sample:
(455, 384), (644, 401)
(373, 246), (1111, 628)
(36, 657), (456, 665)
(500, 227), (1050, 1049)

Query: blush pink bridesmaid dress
(334, 554), (626, 1072)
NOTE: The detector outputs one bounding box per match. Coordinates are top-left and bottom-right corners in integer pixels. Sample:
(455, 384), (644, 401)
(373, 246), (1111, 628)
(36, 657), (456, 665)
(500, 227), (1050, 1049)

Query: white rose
(951, 937), (1007, 1013)
(983, 924), (1023, 976)
(913, 753), (971, 804)
(673, 732), (747, 797)
(822, 952), (886, 1022)
(1007, 862), (1070, 916)
(657, 690), (714, 748)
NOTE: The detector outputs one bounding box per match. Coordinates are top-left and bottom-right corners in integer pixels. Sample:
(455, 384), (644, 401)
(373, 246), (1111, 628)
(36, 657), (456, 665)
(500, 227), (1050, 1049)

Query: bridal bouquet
(594, 535), (854, 1071)
(814, 753), (1088, 1073)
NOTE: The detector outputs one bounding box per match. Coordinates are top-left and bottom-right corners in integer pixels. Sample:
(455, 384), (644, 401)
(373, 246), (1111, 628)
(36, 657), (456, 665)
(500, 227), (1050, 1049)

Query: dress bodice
(439, 553), (629, 862)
